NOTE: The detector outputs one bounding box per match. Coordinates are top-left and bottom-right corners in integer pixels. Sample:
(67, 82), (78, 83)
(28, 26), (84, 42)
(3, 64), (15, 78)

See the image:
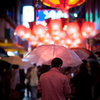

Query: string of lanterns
(15, 19), (95, 48)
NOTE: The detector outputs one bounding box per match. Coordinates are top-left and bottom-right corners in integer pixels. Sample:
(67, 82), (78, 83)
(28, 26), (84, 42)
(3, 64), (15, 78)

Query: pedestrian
(28, 63), (38, 100)
(37, 57), (71, 100)
(71, 63), (93, 100)
(26, 66), (32, 98)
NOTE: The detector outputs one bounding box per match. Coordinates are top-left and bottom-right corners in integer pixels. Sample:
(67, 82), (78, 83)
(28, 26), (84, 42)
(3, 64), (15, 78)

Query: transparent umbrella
(24, 44), (82, 68)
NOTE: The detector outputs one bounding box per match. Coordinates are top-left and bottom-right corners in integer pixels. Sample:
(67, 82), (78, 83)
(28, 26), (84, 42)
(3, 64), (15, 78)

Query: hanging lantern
(65, 37), (73, 48)
(32, 24), (46, 36)
(23, 28), (32, 40)
(15, 25), (27, 38)
(58, 31), (66, 39)
(41, 0), (85, 10)
(66, 22), (80, 37)
(70, 42), (79, 48)
(49, 19), (62, 32)
(74, 38), (83, 44)
(81, 22), (95, 33)
(82, 31), (90, 38)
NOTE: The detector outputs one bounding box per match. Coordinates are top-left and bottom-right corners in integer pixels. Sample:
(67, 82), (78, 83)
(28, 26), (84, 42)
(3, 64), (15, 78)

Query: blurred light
(14, 51), (18, 55)
(82, 31), (89, 38)
(7, 51), (15, 56)
(66, 39), (72, 44)
(23, 6), (34, 27)
(22, 58), (28, 62)
(14, 32), (16, 35)
(37, 9), (69, 24)
(74, 13), (78, 17)
(4, 39), (8, 43)
(63, 25), (67, 30)
(49, 10), (56, 19)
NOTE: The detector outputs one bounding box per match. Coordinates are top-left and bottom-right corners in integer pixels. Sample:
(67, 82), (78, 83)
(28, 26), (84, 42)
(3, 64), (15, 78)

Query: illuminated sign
(23, 6), (34, 28)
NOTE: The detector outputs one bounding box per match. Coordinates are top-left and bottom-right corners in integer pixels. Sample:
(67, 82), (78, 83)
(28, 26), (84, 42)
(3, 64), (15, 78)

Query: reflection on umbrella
(0, 47), (8, 57)
(24, 44), (82, 68)
(0, 56), (24, 66)
(70, 48), (89, 60)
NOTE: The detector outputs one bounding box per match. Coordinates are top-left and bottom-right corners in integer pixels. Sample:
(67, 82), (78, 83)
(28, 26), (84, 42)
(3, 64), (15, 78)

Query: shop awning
(0, 42), (26, 54)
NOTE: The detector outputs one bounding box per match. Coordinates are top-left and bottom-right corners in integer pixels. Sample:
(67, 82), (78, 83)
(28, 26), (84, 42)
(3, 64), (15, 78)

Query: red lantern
(32, 24), (46, 36)
(23, 28), (32, 40)
(58, 31), (66, 39)
(66, 22), (80, 36)
(49, 19), (62, 32)
(81, 21), (95, 33)
(15, 25), (27, 38)
(41, 0), (85, 10)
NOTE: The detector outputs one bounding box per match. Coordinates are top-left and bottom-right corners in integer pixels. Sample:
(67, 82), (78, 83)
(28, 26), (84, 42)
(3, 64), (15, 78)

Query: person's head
(51, 57), (63, 68)
(33, 63), (36, 67)
(82, 59), (87, 65)
(79, 63), (88, 74)
(12, 65), (19, 69)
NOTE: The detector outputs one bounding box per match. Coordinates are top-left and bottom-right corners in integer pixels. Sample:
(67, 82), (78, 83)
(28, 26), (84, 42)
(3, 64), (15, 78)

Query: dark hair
(51, 57), (63, 67)
(82, 60), (87, 65)
(79, 63), (88, 74)
(12, 65), (19, 69)
(33, 63), (36, 66)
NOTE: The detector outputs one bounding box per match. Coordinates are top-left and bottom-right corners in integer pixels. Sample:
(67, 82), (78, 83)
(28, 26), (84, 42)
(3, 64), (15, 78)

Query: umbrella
(24, 44), (82, 68)
(0, 56), (24, 66)
(70, 47), (97, 60)
(0, 47), (8, 57)
(70, 48), (89, 60)
(19, 61), (33, 69)
(19, 59), (33, 69)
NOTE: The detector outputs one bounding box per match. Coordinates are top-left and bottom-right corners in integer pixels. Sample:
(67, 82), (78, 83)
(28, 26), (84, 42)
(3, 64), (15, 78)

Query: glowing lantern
(74, 38), (82, 44)
(81, 22), (95, 33)
(29, 35), (39, 46)
(66, 22), (80, 37)
(58, 31), (66, 39)
(65, 38), (73, 48)
(30, 41), (38, 46)
(82, 31), (89, 38)
(58, 39), (65, 45)
(70, 42), (79, 48)
(49, 19), (62, 32)
(32, 24), (46, 36)
(15, 25), (27, 38)
(23, 28), (32, 40)
(41, 0), (85, 10)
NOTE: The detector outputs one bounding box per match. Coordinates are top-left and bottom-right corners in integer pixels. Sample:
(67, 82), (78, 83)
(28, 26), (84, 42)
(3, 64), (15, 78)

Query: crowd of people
(0, 61), (26, 100)
(0, 57), (100, 100)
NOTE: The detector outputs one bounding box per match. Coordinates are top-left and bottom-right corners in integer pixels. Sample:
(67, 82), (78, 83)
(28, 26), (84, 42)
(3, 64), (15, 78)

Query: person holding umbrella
(37, 57), (71, 100)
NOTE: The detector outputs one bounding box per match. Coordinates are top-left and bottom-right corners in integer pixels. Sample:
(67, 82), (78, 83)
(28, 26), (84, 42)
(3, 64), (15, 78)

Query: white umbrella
(0, 56), (24, 66)
(24, 44), (83, 68)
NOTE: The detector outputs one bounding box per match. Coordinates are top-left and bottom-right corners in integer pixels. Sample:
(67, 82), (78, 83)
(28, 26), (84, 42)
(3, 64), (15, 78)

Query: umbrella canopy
(70, 48), (89, 60)
(70, 47), (97, 60)
(0, 47), (8, 57)
(24, 44), (82, 68)
(19, 61), (33, 69)
(0, 56), (24, 66)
